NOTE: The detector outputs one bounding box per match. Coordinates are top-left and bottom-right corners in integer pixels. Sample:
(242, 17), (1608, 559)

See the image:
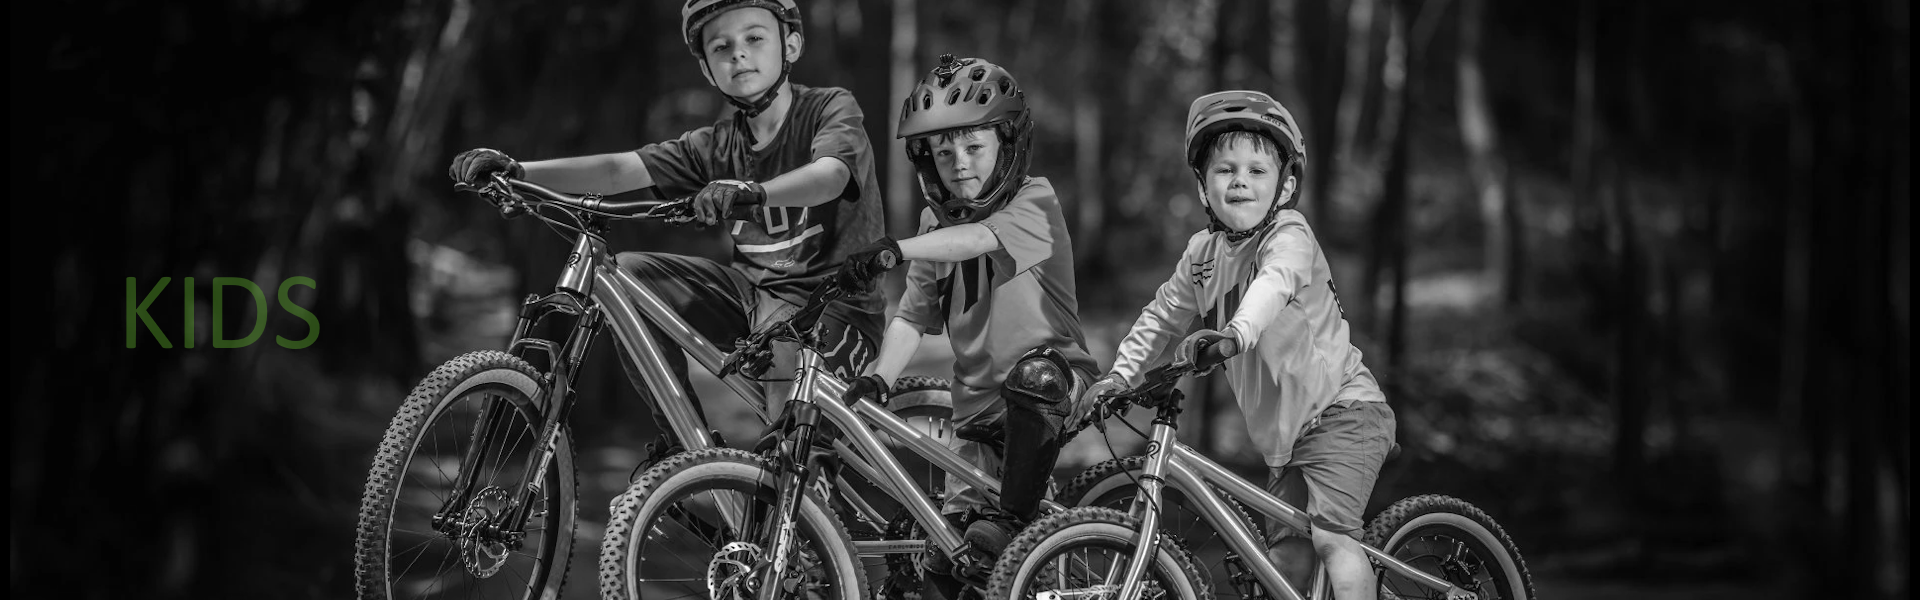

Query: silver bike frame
(1108, 436), (1473, 600)
(785, 346), (1068, 559)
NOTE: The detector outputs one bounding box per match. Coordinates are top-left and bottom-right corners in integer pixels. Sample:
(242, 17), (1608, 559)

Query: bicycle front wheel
(1063, 457), (1266, 599)
(987, 507), (1213, 600)
(353, 350), (577, 600)
(598, 448), (865, 600)
(1363, 494), (1535, 600)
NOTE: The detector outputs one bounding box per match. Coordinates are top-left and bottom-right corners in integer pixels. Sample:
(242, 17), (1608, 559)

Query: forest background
(9, 0), (1907, 598)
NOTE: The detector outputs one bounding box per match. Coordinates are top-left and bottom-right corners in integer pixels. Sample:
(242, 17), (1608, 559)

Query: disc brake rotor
(708, 541), (764, 600)
(458, 487), (513, 578)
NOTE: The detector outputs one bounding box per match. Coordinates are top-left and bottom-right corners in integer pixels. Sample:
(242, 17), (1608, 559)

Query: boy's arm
(897, 223), (1001, 263)
(519, 152), (657, 195)
(1109, 239), (1208, 386)
(766, 88), (871, 208)
(1221, 224), (1315, 351)
(863, 317), (925, 383)
(761, 157), (852, 208)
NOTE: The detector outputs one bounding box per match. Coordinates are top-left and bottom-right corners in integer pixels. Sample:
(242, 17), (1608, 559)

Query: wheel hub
(708, 541), (765, 600)
(458, 487), (513, 578)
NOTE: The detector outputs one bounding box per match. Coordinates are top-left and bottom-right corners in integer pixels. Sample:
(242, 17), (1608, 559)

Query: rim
(623, 466), (844, 600)
(1379, 523), (1513, 600)
(381, 386), (561, 599)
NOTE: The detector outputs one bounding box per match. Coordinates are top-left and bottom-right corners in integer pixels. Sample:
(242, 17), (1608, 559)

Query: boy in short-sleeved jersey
(833, 55), (1096, 595)
(1077, 91), (1397, 600)
(447, 1), (886, 452)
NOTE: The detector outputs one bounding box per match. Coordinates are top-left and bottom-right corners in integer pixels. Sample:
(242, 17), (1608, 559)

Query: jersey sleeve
(1223, 222), (1316, 351)
(1109, 232), (1210, 386)
(809, 89), (874, 202)
(633, 125), (718, 197)
(893, 210), (946, 335)
(976, 188), (1058, 277)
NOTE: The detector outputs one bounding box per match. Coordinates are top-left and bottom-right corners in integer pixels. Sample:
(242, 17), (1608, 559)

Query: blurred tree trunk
(1364, 0), (1412, 367)
(1071, 0), (1105, 276)
(1608, 164), (1646, 486)
(1296, 0), (1348, 240)
(886, 0), (919, 238)
(1334, 0), (1376, 179)
(1269, 0), (1309, 120)
(1454, 0), (1516, 306)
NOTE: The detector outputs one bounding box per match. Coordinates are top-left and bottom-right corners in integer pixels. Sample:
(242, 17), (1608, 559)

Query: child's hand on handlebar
(1072, 373), (1129, 432)
(1174, 329), (1240, 375)
(691, 179), (766, 226)
(840, 374), (890, 406)
(836, 237), (903, 292)
(449, 148), (523, 186)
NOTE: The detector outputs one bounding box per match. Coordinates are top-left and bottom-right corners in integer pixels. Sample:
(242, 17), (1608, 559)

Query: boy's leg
(611, 252), (756, 450)
(1265, 400), (1397, 600)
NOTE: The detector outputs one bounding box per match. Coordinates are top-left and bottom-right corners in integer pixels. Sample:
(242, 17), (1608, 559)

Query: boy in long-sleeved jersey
(835, 55), (1098, 597)
(1077, 91), (1397, 600)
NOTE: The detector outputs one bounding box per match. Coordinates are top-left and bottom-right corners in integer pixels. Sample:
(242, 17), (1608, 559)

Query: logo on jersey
(1189, 258), (1216, 287)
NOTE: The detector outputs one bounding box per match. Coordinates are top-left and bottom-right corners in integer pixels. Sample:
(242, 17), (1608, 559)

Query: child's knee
(1310, 526), (1364, 559)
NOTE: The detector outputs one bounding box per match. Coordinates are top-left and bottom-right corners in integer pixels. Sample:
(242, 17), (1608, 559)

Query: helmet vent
(970, 67), (986, 81)
(922, 93), (932, 109)
(978, 89), (993, 105)
(946, 88), (962, 105)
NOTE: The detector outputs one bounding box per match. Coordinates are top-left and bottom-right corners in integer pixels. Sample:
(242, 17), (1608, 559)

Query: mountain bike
(991, 361), (1534, 600)
(350, 173), (952, 600)
(596, 274), (1213, 600)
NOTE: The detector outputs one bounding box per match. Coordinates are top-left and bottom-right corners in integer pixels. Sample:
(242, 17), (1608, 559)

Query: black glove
(692, 179), (766, 225)
(1175, 329), (1240, 374)
(837, 237), (903, 291)
(840, 374), (890, 405)
(449, 148), (523, 185)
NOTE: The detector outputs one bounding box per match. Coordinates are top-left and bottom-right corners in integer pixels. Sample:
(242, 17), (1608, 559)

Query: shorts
(1265, 399), (1396, 543)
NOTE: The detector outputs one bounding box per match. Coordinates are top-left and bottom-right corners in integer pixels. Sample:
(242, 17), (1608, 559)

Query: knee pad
(998, 346), (1073, 520)
(1003, 346), (1074, 436)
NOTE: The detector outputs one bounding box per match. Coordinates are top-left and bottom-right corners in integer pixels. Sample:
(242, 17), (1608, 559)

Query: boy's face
(699, 8), (798, 101)
(1201, 137), (1294, 232)
(928, 129), (1001, 199)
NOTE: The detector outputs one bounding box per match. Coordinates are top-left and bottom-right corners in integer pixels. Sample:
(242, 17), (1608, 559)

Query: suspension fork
(502, 301), (601, 536)
(758, 347), (831, 600)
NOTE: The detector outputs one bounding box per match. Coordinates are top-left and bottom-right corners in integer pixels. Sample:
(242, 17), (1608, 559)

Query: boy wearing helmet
(1076, 90), (1397, 600)
(834, 54), (1098, 595)
(446, 0), (887, 452)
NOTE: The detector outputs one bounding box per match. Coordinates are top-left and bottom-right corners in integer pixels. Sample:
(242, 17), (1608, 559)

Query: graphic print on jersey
(936, 256), (995, 323)
(734, 206), (823, 271)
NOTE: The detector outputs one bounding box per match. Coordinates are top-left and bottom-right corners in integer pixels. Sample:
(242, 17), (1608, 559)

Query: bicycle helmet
(1183, 90), (1307, 240)
(897, 54), (1035, 227)
(681, 0), (804, 119)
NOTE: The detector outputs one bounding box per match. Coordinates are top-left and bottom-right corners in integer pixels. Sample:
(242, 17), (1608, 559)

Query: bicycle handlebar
(1072, 360), (1208, 436)
(456, 172), (711, 222)
(718, 276), (864, 380)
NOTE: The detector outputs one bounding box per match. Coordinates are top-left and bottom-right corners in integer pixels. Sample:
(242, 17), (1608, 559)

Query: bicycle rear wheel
(1363, 494), (1535, 600)
(353, 350), (577, 600)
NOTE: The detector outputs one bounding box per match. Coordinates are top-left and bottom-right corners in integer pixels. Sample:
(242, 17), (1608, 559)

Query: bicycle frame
(759, 342), (1070, 565)
(1106, 390), (1472, 600)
